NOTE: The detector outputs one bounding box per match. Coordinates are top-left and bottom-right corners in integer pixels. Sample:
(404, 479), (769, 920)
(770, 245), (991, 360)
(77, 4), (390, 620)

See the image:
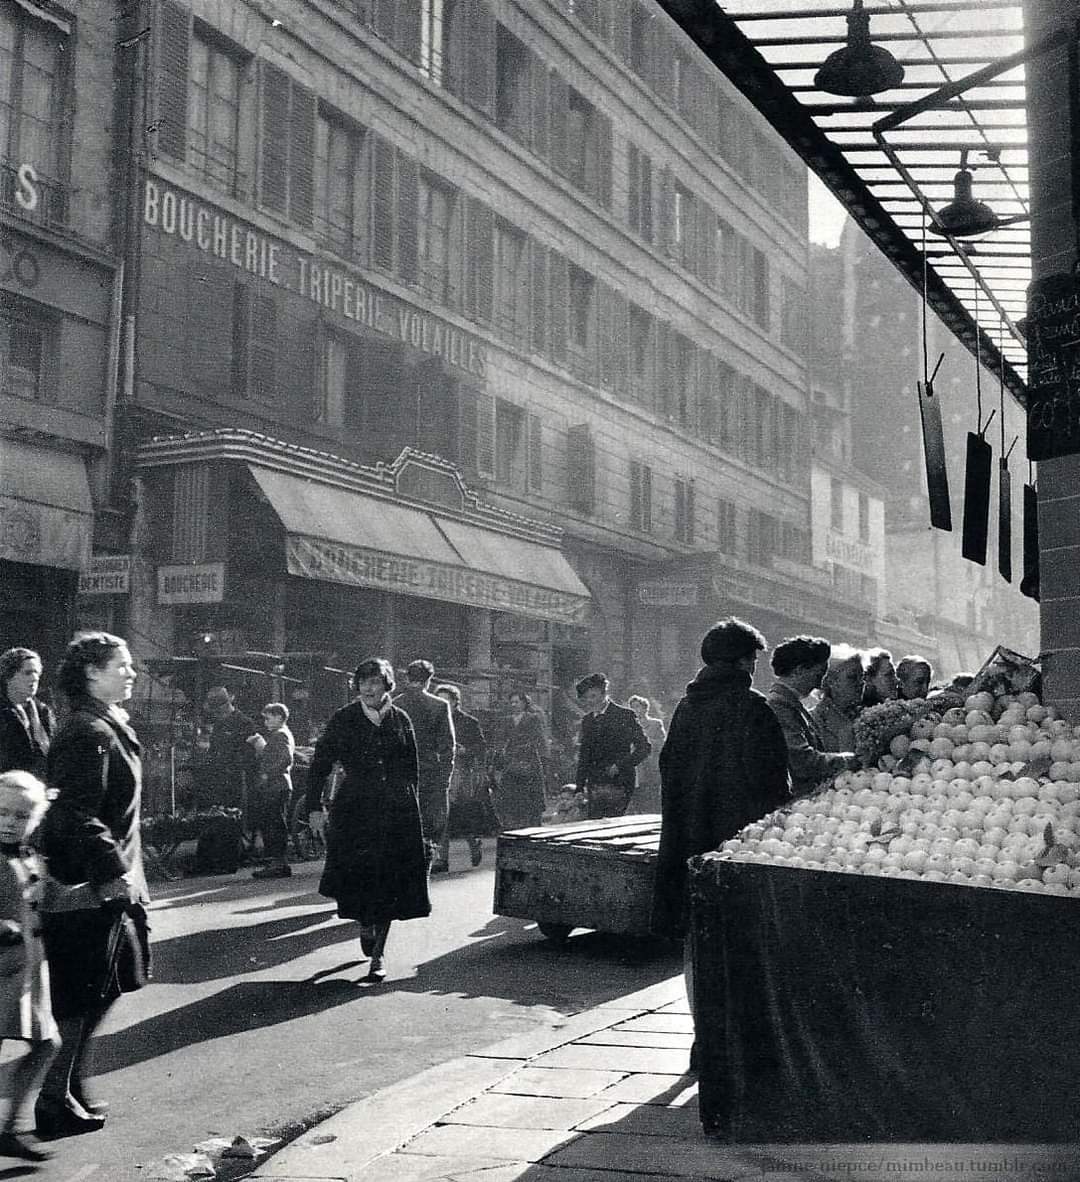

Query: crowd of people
(0, 621), (962, 1158)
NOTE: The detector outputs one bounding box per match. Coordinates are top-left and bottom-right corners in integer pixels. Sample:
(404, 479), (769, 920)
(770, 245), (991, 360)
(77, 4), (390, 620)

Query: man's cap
(204, 685), (235, 709)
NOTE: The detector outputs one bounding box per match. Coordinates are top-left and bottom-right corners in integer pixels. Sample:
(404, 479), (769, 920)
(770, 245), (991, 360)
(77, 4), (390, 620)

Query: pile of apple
(720, 691), (1080, 895)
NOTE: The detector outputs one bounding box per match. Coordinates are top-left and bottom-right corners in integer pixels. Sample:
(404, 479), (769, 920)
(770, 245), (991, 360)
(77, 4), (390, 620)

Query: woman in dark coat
(306, 658), (430, 984)
(36, 632), (149, 1137)
(494, 692), (548, 829)
(0, 648), (54, 777)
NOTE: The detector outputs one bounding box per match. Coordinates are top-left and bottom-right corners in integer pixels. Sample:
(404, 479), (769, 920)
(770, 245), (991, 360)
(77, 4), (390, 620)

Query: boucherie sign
(143, 177), (488, 379)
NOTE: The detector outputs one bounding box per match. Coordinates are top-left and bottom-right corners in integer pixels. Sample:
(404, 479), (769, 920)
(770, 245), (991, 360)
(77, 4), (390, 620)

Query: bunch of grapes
(854, 700), (924, 766)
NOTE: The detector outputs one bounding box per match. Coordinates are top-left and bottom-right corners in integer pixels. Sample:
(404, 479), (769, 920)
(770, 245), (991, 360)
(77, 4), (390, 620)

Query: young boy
(248, 703), (295, 880)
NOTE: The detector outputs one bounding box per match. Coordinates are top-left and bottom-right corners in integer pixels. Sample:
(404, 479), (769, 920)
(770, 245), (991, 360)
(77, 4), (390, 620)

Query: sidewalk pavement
(247, 973), (1077, 1182)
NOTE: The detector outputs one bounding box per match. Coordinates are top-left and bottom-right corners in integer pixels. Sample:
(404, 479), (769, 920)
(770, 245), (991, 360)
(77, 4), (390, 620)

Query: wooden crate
(494, 814), (661, 941)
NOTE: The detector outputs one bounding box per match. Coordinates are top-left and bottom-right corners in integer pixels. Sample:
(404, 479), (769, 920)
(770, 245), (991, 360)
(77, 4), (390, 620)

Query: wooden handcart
(493, 815), (662, 943)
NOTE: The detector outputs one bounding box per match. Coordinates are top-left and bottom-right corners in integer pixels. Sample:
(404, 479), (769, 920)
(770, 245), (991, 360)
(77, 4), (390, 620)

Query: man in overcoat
(574, 673), (651, 819)
(395, 660), (455, 870)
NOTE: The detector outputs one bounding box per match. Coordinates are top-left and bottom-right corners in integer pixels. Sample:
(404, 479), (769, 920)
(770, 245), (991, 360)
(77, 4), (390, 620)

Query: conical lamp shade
(930, 168), (999, 238)
(814, 1), (904, 97)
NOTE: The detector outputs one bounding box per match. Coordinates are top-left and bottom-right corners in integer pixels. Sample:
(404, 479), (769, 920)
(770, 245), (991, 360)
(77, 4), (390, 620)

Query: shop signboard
(157, 562), (225, 605)
(637, 581), (699, 607)
(79, 554), (131, 595)
(286, 535), (588, 626)
(1025, 271), (1080, 461)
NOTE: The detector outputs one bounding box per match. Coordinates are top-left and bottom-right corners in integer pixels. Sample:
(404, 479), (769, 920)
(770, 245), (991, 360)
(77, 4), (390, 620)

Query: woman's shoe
(71, 1091), (110, 1117)
(364, 957), (386, 983)
(33, 1096), (106, 1138)
(0, 1131), (51, 1161)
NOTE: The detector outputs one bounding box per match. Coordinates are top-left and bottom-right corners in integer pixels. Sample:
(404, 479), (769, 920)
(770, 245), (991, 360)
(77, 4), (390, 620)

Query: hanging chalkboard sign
(1025, 271), (1080, 461)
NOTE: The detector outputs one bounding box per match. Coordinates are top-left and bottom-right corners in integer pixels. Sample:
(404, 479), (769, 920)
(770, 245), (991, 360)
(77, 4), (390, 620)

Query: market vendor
(768, 637), (859, 797)
(811, 644), (864, 753)
(201, 686), (259, 812)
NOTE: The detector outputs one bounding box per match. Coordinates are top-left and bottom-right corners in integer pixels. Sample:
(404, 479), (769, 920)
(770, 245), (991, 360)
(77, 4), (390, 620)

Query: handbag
(102, 905), (152, 996)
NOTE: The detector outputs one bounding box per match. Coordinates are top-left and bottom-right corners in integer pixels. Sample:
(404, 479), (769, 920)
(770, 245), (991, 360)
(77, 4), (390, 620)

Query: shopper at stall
(395, 660), (455, 872)
(861, 648), (899, 709)
(653, 618), (791, 939)
(811, 645), (865, 754)
(307, 658), (430, 984)
(249, 703), (295, 880)
(896, 655), (934, 701)
(202, 686), (258, 812)
(0, 649), (54, 777)
(575, 674), (652, 820)
(36, 632), (150, 1137)
(494, 692), (548, 829)
(627, 695), (666, 812)
(769, 636), (860, 798)
(433, 684), (492, 869)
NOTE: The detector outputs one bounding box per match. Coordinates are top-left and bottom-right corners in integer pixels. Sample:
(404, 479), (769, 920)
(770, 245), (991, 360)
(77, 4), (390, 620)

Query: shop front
(134, 430), (591, 739)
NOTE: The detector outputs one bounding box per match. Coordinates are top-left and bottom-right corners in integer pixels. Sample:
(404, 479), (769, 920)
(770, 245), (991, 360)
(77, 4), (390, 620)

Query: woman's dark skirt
(42, 909), (127, 1020)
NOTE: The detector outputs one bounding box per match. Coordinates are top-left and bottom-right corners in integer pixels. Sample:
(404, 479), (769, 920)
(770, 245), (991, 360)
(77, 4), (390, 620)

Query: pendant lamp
(929, 150), (1029, 239)
(814, 0), (905, 98)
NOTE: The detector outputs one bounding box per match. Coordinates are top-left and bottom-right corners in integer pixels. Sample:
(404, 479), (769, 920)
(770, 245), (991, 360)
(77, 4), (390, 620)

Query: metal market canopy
(657, 0), (1031, 402)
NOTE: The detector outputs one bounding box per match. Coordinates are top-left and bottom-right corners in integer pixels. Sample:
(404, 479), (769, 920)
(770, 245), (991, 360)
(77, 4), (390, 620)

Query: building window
(630, 460), (652, 534)
(314, 111), (364, 256)
(563, 85), (611, 207)
(495, 25), (530, 144)
(858, 491), (871, 542)
(674, 478), (695, 545)
(420, 0), (446, 84)
(673, 183), (693, 270)
(0, 302), (48, 402)
(781, 277), (807, 353)
(668, 332), (694, 428)
(567, 263), (594, 377)
(566, 422), (596, 515)
(0, 4), (66, 224)
(188, 32), (242, 195)
(493, 218), (527, 345)
(748, 510), (778, 566)
(628, 305), (654, 406)
(315, 330), (347, 427)
(258, 63), (316, 227)
(831, 478), (844, 531)
(495, 398), (525, 487)
(629, 2), (651, 81)
(417, 172), (454, 302)
(741, 240), (770, 328)
(627, 143), (653, 243)
(233, 282), (277, 403)
(717, 498), (737, 555)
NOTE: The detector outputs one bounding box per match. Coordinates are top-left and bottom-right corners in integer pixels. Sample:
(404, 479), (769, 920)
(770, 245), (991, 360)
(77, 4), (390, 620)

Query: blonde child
(0, 771), (59, 1161)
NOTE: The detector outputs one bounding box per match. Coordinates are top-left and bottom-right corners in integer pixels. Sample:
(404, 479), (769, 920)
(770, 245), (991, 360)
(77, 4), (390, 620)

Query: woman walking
(307, 659), (430, 984)
(494, 692), (547, 830)
(0, 648), (54, 776)
(36, 633), (150, 1137)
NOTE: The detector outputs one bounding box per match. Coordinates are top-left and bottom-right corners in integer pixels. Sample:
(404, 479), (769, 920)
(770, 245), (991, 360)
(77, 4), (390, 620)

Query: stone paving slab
(357, 1156), (528, 1181)
(575, 1100), (703, 1138)
(612, 1013), (696, 1035)
(467, 1007), (630, 1062)
(578, 1029), (694, 1049)
(401, 1122), (582, 1162)
(529, 1042), (690, 1075)
(439, 1092), (617, 1131)
(489, 1066), (628, 1098)
(542, 1130), (774, 1178)
(595, 978), (686, 1011)
(596, 1075), (699, 1106)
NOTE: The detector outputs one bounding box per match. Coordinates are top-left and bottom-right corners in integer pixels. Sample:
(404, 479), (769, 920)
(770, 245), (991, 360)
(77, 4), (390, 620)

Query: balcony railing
(1, 161), (67, 230)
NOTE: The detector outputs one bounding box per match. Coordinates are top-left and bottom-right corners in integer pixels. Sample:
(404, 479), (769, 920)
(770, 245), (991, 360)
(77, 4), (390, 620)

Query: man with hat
(202, 685), (259, 813)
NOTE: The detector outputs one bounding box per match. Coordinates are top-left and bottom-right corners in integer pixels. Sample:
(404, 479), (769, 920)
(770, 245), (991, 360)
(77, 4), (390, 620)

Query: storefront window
(0, 304), (47, 401)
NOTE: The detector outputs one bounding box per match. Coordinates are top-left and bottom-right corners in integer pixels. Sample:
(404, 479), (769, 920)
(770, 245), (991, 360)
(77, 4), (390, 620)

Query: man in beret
(202, 685), (259, 813)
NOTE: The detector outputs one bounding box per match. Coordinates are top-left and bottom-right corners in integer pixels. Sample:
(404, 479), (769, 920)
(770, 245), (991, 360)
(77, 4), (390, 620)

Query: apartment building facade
(118, 0), (860, 716)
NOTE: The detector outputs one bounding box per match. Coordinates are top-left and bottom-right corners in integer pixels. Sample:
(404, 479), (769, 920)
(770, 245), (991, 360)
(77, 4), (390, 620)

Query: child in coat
(0, 770), (59, 1160)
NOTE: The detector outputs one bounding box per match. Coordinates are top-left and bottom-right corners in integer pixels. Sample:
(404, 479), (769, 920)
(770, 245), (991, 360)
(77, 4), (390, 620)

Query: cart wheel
(538, 922), (572, 944)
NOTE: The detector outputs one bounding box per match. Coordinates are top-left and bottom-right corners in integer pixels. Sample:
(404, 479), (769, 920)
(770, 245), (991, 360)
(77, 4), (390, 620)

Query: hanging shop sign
(143, 177), (487, 378)
(79, 554), (131, 595)
(157, 562), (225, 605)
(1025, 271), (1080, 461)
(286, 535), (589, 626)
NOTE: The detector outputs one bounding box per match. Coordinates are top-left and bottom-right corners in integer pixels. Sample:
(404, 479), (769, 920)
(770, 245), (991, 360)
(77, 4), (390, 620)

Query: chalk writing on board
(1026, 271), (1080, 461)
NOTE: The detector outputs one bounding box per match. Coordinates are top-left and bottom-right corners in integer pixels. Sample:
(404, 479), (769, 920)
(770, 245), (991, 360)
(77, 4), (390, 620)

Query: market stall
(690, 654), (1080, 1143)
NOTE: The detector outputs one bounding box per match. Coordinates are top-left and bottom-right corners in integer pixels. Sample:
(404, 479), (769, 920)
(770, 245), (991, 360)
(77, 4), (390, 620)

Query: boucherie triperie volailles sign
(1025, 271), (1080, 461)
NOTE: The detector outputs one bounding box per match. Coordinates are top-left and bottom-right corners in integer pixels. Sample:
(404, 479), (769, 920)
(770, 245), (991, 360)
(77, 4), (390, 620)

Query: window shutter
(397, 154), (419, 284)
(611, 291), (628, 397)
(156, 0), (190, 161)
(250, 293), (277, 403)
(699, 352), (717, 442)
(548, 71), (568, 178)
(548, 250), (568, 365)
(370, 133), (396, 271)
(290, 84), (316, 226)
(476, 391), (496, 478)
(259, 63), (290, 215)
(374, 0), (396, 40)
(566, 423), (595, 515)
(609, 1), (631, 62)
(628, 146), (640, 235)
(630, 461), (641, 530)
(527, 414), (543, 493)
(394, 0), (423, 64)
(595, 112), (613, 209)
(596, 283), (614, 391)
(656, 322), (672, 419)
(530, 239), (548, 355)
(530, 57), (549, 160)
(658, 166), (674, 257)
(687, 480), (696, 544)
(466, 0), (496, 115)
(232, 281), (251, 397)
(642, 463), (652, 532)
(465, 198), (493, 322)
(696, 198), (714, 286)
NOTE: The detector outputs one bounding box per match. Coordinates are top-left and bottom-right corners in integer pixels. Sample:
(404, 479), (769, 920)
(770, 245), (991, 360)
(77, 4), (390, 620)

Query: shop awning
(0, 440), (93, 570)
(247, 464), (591, 626)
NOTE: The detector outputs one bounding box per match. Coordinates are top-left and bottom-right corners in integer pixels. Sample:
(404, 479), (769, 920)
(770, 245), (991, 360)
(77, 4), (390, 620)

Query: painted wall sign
(286, 535), (588, 625)
(79, 554), (131, 595)
(143, 177), (487, 378)
(157, 562), (225, 604)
